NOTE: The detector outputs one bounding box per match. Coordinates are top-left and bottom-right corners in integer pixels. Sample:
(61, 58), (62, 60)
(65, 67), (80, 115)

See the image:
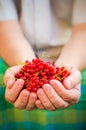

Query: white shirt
(0, 0), (86, 49)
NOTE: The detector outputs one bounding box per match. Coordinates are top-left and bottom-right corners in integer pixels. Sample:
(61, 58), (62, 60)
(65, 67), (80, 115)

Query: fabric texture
(0, 0), (86, 50)
(20, 0), (72, 48)
(0, 58), (86, 130)
(0, 0), (18, 20)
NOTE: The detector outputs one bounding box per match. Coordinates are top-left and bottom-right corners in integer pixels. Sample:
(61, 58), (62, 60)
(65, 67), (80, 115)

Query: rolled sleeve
(72, 0), (86, 24)
(0, 0), (18, 21)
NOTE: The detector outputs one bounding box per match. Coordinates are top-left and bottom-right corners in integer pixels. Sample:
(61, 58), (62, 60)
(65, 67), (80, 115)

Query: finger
(37, 88), (64, 110)
(63, 68), (81, 89)
(26, 92), (37, 111)
(42, 84), (69, 109)
(4, 65), (21, 85)
(14, 89), (30, 109)
(6, 79), (15, 89)
(50, 79), (81, 103)
(5, 79), (24, 103)
(35, 99), (45, 110)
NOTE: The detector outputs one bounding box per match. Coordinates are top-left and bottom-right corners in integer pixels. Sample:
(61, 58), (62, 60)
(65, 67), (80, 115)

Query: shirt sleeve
(72, 0), (86, 24)
(0, 0), (18, 21)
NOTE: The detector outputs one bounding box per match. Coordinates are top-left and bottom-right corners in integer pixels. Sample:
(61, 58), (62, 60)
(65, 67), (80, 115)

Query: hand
(35, 68), (81, 111)
(4, 66), (37, 111)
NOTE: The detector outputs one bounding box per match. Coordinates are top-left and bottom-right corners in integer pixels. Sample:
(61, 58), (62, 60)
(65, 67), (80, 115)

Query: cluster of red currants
(15, 58), (70, 92)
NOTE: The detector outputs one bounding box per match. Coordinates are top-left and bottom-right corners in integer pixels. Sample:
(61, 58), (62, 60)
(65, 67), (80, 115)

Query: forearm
(55, 24), (86, 71)
(0, 20), (35, 66)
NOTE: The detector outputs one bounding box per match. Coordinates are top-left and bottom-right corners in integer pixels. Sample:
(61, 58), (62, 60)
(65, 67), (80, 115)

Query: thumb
(63, 68), (81, 89)
(4, 65), (21, 85)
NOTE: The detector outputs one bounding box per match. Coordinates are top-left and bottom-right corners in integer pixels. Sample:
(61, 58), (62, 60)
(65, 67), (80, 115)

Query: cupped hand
(35, 68), (81, 111)
(4, 66), (37, 111)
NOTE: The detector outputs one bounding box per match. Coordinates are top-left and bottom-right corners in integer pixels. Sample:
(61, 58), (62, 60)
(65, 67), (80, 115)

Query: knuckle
(14, 104), (23, 109)
(14, 101), (26, 109)
(5, 93), (15, 103)
(53, 98), (68, 108)
(26, 104), (34, 111)
(72, 96), (80, 104)
(56, 103), (63, 108)
(20, 90), (26, 97)
(61, 103), (68, 108)
(26, 107), (34, 111)
(46, 104), (53, 110)
(53, 99), (59, 106)
(57, 103), (68, 108)
(20, 90), (29, 99)
(43, 100), (52, 110)
(50, 107), (56, 111)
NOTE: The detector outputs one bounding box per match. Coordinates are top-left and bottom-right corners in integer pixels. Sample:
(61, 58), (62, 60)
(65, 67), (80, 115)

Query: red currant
(15, 58), (70, 93)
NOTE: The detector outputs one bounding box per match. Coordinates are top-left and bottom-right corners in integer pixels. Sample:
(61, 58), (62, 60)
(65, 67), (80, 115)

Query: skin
(0, 20), (36, 66)
(4, 65), (81, 111)
(2, 20), (86, 111)
(36, 68), (81, 110)
(35, 24), (86, 110)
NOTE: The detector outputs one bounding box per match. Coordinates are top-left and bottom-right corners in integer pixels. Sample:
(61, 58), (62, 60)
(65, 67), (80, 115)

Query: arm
(2, 20), (37, 111)
(0, 1), (37, 110)
(34, 1), (86, 111)
(0, 20), (35, 66)
(55, 23), (86, 71)
(35, 24), (86, 111)
(55, 0), (86, 70)
(35, 24), (85, 111)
